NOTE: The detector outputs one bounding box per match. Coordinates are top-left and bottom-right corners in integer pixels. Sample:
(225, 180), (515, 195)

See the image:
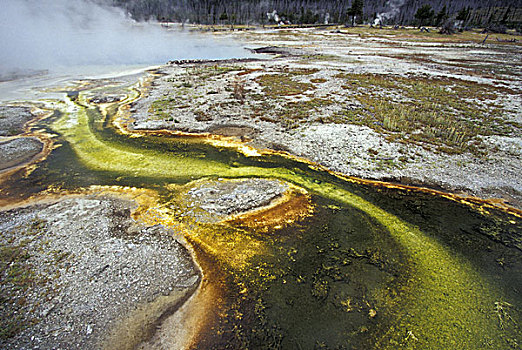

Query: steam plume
(0, 0), (249, 75)
(374, 0), (406, 25)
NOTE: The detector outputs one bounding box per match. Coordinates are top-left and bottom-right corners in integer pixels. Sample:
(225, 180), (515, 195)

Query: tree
(435, 5), (447, 27)
(415, 4), (434, 28)
(456, 7), (470, 22)
(110, 0), (521, 28)
(347, 0), (363, 27)
(501, 6), (511, 25)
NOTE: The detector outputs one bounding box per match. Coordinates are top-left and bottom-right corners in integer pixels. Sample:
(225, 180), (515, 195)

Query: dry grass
(336, 25), (522, 46)
(256, 73), (315, 97)
(147, 56), (519, 157)
(335, 73), (520, 154)
(276, 98), (334, 129)
(233, 78), (246, 103)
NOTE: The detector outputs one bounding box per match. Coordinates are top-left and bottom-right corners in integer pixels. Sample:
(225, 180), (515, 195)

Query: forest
(110, 0), (522, 28)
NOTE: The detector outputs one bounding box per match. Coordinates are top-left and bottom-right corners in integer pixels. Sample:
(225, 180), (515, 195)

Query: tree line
(110, 0), (521, 28)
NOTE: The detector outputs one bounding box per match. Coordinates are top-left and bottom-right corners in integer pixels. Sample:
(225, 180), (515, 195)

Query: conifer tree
(347, 0), (364, 26)
(415, 4), (434, 27)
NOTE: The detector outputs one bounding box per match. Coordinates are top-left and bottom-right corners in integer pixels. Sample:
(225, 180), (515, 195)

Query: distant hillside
(111, 0), (521, 28)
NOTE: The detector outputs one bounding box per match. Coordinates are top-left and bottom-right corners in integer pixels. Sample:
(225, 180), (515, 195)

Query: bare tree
(110, 0), (522, 28)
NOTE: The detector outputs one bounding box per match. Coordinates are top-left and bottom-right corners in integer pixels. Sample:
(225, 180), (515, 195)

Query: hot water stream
(1, 73), (521, 349)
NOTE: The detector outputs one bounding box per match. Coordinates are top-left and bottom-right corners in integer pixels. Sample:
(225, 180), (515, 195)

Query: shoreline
(0, 191), (201, 349)
(126, 27), (521, 209)
(121, 116), (522, 216)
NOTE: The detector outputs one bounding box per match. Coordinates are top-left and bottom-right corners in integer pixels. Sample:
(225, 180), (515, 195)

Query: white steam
(0, 0), (250, 75)
(374, 0), (406, 25)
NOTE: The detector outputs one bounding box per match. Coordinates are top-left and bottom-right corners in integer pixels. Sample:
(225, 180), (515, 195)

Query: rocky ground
(129, 26), (522, 208)
(0, 178), (296, 349)
(0, 195), (200, 349)
(0, 105), (45, 172)
(0, 137), (43, 171)
(180, 178), (290, 223)
(0, 106), (35, 136)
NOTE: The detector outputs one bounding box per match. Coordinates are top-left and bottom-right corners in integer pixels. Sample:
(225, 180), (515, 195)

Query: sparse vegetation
(233, 77), (246, 103)
(256, 73), (315, 97)
(335, 73), (520, 154)
(148, 61), (520, 157)
(0, 219), (49, 340)
(148, 98), (176, 120)
(310, 78), (327, 84)
(277, 98), (334, 129)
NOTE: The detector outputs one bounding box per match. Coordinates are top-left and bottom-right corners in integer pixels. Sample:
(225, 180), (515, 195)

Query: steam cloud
(0, 0), (249, 75)
(374, 0), (406, 25)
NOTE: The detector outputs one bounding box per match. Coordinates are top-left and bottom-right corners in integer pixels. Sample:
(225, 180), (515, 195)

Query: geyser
(0, 0), (250, 78)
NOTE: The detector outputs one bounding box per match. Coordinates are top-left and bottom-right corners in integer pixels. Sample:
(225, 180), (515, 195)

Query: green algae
(275, 178), (520, 349)
(53, 107), (235, 179)
(15, 84), (520, 349)
(192, 200), (408, 349)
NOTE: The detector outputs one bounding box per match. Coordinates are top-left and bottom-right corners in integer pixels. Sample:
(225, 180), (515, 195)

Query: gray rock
(184, 178), (289, 222)
(0, 106), (35, 136)
(0, 196), (200, 350)
(0, 137), (43, 170)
